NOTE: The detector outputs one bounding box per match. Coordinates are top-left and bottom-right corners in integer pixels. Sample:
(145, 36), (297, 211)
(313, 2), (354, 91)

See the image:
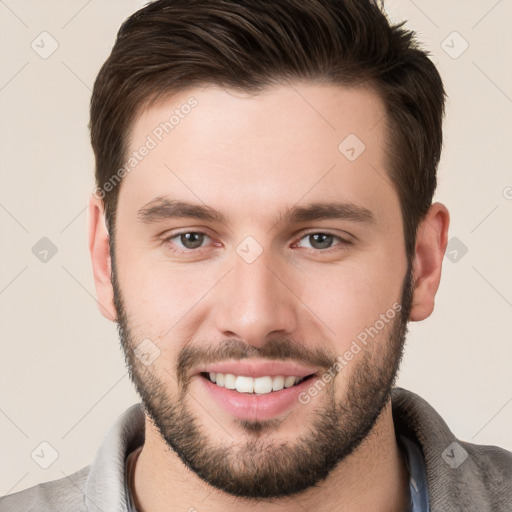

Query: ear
(409, 202), (450, 322)
(87, 194), (117, 322)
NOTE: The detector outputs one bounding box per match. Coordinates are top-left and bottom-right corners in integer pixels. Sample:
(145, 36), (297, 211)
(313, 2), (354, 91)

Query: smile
(201, 372), (315, 395)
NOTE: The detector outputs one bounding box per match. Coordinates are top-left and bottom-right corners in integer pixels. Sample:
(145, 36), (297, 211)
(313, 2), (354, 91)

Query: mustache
(176, 337), (338, 389)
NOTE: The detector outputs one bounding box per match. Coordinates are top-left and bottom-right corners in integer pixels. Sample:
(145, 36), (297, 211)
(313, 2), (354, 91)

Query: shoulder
(438, 440), (512, 510)
(0, 465), (90, 512)
(0, 404), (144, 512)
(460, 439), (512, 494)
(392, 387), (512, 510)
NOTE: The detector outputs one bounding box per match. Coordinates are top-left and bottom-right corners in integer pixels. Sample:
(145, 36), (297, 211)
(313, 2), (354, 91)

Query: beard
(111, 251), (413, 500)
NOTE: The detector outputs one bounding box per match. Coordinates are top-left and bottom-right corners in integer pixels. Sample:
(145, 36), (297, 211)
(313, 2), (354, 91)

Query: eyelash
(162, 230), (352, 256)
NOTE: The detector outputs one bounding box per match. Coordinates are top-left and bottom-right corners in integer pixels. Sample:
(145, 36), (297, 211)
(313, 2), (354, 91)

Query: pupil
(181, 232), (204, 249)
(311, 233), (332, 249)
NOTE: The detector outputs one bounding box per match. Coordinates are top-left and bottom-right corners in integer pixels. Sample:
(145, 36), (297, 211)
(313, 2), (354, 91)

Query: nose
(212, 247), (298, 348)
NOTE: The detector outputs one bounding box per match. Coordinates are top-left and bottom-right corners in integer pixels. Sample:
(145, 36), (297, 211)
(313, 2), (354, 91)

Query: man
(2, 0), (511, 510)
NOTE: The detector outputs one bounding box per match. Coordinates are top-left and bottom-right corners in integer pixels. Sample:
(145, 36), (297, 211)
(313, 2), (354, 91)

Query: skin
(88, 82), (449, 511)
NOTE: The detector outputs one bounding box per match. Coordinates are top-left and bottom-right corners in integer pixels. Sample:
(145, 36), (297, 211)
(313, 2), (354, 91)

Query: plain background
(1, 0), (511, 495)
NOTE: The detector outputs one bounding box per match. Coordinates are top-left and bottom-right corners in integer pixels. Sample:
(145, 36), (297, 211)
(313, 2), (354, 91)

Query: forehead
(119, 82), (396, 226)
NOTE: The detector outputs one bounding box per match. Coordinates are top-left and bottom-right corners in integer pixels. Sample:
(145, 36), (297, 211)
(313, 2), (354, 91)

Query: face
(110, 83), (412, 498)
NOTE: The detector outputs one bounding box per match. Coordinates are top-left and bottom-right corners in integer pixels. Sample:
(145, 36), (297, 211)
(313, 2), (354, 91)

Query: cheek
(116, 256), (220, 347)
(296, 257), (404, 348)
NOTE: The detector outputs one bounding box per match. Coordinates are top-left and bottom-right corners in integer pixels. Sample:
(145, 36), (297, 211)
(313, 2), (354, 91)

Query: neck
(132, 401), (410, 512)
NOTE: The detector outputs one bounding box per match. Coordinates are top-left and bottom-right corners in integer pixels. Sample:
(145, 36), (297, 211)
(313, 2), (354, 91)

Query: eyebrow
(137, 196), (375, 226)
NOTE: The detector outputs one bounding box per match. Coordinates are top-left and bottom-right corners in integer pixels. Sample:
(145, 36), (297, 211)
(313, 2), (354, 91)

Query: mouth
(200, 371), (317, 395)
(198, 369), (321, 421)
(194, 360), (323, 420)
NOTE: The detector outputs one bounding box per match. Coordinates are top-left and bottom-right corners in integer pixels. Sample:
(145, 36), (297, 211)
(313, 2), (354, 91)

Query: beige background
(1, 0), (511, 495)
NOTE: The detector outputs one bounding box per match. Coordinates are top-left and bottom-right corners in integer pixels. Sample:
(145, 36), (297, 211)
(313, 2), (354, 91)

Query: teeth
(235, 376), (254, 393)
(224, 373), (236, 390)
(272, 375), (284, 391)
(284, 376), (297, 388)
(254, 376), (273, 394)
(208, 372), (306, 394)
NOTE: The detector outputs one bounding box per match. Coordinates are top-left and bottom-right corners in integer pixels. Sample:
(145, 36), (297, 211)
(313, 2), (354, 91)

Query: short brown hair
(89, 0), (446, 259)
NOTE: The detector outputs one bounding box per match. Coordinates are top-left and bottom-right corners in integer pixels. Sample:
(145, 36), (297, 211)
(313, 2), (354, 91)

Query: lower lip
(199, 374), (317, 421)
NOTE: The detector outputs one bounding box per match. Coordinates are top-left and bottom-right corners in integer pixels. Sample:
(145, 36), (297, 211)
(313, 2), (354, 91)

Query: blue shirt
(398, 433), (430, 511)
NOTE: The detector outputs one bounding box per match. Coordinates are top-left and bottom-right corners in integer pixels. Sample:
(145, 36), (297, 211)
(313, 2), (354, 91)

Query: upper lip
(195, 360), (319, 379)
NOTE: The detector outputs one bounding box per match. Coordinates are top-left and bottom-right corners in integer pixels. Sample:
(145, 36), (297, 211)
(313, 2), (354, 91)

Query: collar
(81, 388), (501, 511)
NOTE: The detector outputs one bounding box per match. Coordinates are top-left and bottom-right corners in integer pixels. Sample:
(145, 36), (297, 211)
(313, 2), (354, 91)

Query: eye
(163, 230), (351, 255)
(165, 231), (212, 252)
(294, 232), (349, 251)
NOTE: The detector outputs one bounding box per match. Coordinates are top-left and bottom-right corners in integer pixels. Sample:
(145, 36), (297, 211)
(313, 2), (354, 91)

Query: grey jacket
(1, 387), (511, 511)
